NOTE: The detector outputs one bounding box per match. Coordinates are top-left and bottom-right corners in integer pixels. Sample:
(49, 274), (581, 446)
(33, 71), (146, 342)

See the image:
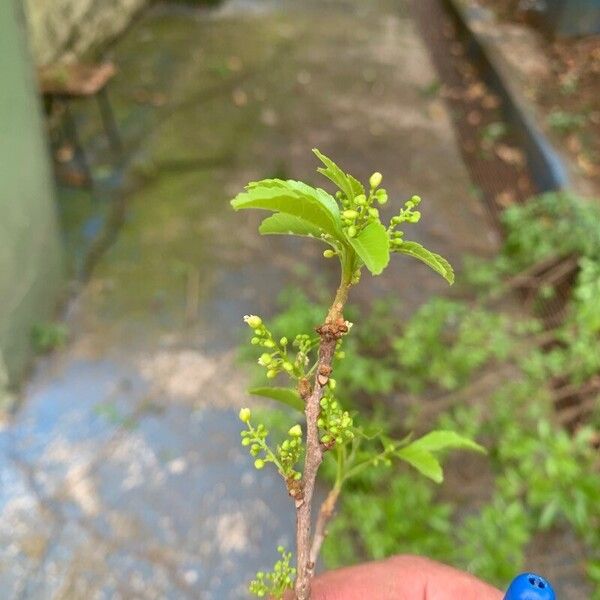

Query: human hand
(305, 555), (503, 600)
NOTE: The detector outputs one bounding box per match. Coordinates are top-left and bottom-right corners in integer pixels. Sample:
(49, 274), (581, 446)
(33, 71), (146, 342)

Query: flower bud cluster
(388, 195), (422, 250)
(336, 173), (388, 240)
(239, 409), (303, 479)
(249, 546), (296, 598)
(317, 392), (354, 446)
(292, 333), (318, 372)
(276, 424), (304, 481)
(244, 315), (299, 380)
(240, 414), (273, 470)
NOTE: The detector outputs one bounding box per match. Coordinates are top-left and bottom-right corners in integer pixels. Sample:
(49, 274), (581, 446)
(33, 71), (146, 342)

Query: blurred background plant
(240, 190), (600, 596)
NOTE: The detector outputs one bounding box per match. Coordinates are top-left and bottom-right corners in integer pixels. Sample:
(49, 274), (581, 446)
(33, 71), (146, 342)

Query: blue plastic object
(504, 573), (556, 600)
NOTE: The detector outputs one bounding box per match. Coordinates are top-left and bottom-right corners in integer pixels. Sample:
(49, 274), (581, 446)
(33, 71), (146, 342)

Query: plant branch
(294, 272), (350, 600)
(309, 485), (341, 567)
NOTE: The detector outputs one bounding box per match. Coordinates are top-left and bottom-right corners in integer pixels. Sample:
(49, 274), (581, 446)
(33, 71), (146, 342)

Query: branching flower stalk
(231, 150), (483, 599)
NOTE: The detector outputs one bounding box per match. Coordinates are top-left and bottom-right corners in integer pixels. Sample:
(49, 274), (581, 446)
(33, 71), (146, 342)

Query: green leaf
(231, 179), (342, 240)
(248, 387), (304, 412)
(395, 241), (454, 284)
(539, 499), (559, 529)
(408, 430), (485, 454)
(259, 213), (324, 240)
(313, 149), (364, 200)
(395, 431), (484, 483)
(347, 173), (365, 199)
(395, 446), (444, 483)
(347, 221), (390, 275)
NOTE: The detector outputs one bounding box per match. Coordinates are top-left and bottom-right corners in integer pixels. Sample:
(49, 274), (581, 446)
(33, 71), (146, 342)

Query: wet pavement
(0, 0), (496, 597)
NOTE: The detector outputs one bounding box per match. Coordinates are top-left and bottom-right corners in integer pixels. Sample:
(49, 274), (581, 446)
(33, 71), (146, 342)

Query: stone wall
(24, 0), (148, 65)
(0, 1), (64, 386)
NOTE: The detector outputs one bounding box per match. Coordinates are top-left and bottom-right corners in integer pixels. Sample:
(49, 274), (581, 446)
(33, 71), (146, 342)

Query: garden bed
(466, 0), (600, 198)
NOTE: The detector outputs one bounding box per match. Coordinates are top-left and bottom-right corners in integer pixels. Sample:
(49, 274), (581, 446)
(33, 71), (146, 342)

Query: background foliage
(241, 191), (600, 596)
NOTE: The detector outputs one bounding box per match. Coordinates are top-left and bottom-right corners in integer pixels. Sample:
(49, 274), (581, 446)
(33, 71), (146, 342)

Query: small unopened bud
(368, 207), (379, 218)
(323, 249), (335, 258)
(347, 225), (357, 238)
(369, 172), (383, 188)
(354, 194), (367, 206)
(239, 407), (251, 423)
(280, 337), (288, 346)
(342, 209), (358, 220)
(328, 378), (337, 390)
(258, 353), (272, 366)
(376, 190), (388, 205)
(411, 194), (422, 205)
(266, 369), (278, 379)
(254, 459), (265, 469)
(288, 424), (302, 437)
(244, 315), (262, 329)
(282, 361), (294, 372)
(263, 340), (276, 348)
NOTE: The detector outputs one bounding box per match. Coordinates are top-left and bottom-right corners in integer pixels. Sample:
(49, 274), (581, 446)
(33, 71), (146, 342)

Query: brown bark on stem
(309, 486), (341, 567)
(294, 279), (349, 600)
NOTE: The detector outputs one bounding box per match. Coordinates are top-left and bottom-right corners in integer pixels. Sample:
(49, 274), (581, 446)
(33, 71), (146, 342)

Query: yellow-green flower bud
(323, 249), (335, 258)
(411, 194), (422, 205)
(254, 458), (265, 469)
(368, 207), (379, 218)
(328, 378), (337, 390)
(266, 369), (278, 379)
(264, 340), (276, 348)
(376, 190), (388, 205)
(369, 172), (383, 188)
(239, 407), (251, 423)
(258, 353), (272, 366)
(282, 361), (294, 372)
(244, 315), (262, 329)
(354, 194), (367, 206)
(288, 424), (302, 437)
(347, 225), (357, 238)
(280, 337), (288, 346)
(342, 209), (358, 220)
